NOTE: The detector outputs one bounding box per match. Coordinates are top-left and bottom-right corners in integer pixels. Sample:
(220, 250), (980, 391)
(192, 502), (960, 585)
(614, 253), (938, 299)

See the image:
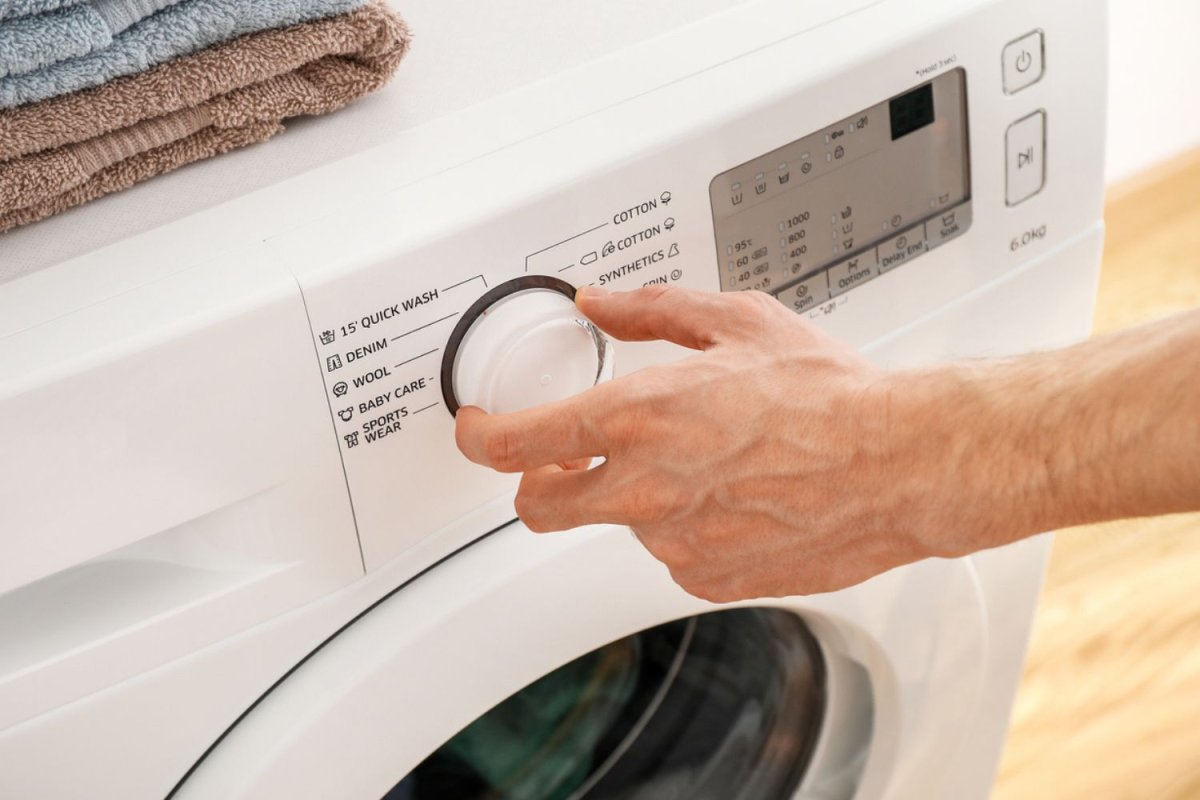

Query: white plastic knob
(452, 288), (613, 415)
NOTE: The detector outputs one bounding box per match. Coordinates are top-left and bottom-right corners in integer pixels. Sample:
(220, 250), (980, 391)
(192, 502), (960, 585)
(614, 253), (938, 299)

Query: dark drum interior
(386, 608), (827, 800)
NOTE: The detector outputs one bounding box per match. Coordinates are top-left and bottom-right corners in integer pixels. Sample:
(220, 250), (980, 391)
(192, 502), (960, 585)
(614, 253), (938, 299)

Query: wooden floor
(992, 151), (1200, 799)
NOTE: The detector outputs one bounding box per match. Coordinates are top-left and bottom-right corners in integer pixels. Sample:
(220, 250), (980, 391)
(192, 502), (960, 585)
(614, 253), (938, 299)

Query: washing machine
(0, 0), (1107, 797)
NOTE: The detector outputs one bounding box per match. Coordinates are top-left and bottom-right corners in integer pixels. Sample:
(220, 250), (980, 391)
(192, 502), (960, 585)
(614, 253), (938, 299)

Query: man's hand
(454, 285), (946, 602)
(456, 286), (1200, 603)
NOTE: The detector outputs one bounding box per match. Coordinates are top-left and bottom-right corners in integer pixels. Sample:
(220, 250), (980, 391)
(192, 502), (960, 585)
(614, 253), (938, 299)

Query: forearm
(458, 285), (1198, 600)
(896, 309), (1200, 555)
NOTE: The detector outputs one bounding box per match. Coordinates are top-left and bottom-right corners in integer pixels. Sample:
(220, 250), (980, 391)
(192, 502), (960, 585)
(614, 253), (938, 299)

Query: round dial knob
(441, 276), (613, 416)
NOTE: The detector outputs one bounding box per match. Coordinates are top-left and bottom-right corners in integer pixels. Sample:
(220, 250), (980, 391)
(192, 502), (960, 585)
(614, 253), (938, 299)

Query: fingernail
(576, 285), (609, 304)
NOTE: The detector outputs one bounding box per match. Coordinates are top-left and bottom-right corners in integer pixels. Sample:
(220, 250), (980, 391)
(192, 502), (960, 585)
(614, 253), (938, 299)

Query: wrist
(874, 360), (1054, 559)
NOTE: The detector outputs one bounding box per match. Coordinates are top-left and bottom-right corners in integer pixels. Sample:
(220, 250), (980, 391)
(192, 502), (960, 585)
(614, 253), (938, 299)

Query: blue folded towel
(1, 0), (181, 78)
(0, 0), (88, 21)
(0, 0), (368, 108)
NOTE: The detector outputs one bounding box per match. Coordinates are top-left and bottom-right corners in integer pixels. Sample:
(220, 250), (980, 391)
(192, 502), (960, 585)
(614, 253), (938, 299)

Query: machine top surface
(0, 0), (765, 282)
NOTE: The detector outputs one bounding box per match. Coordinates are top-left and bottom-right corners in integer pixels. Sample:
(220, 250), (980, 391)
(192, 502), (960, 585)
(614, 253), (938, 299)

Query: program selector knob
(441, 276), (613, 416)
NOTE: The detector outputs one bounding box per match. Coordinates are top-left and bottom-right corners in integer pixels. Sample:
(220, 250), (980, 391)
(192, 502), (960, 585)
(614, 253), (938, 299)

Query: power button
(1003, 31), (1045, 94)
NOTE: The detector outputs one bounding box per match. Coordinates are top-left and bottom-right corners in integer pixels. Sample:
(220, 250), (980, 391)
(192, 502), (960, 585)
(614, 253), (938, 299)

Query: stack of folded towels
(0, 0), (411, 233)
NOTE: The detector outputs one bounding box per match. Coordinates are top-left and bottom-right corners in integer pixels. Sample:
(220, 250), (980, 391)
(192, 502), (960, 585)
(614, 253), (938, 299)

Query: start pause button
(1006, 110), (1046, 206)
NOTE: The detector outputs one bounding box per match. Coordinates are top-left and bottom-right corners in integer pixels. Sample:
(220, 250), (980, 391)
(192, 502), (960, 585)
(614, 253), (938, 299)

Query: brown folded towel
(0, 0), (410, 234)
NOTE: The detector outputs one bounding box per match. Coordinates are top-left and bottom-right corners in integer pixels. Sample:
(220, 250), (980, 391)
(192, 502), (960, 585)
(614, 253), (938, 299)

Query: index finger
(455, 389), (611, 473)
(576, 285), (756, 350)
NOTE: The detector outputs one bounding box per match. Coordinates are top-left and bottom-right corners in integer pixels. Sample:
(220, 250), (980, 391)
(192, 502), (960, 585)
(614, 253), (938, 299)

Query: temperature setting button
(441, 276), (613, 416)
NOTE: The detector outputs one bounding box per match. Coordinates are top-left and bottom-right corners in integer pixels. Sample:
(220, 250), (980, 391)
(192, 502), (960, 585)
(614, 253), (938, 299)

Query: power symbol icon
(1015, 50), (1033, 73)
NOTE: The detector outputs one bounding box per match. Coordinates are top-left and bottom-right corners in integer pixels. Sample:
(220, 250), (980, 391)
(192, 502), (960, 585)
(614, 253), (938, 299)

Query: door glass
(386, 608), (825, 800)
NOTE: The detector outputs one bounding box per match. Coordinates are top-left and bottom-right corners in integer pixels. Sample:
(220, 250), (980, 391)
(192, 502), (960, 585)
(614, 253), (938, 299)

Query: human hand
(455, 285), (954, 602)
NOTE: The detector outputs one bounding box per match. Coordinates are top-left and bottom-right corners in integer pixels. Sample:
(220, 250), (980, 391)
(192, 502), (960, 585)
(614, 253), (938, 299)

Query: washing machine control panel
(710, 69), (973, 313)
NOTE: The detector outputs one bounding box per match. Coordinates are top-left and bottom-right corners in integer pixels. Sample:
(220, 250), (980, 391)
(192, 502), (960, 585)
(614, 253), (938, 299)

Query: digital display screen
(708, 69), (971, 309)
(889, 83), (936, 141)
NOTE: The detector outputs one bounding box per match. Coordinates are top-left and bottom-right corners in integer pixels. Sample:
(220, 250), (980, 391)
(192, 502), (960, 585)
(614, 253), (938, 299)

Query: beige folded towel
(0, 0), (410, 233)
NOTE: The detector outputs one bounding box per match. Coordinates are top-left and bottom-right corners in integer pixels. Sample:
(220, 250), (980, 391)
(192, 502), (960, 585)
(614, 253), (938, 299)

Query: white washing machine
(0, 0), (1107, 797)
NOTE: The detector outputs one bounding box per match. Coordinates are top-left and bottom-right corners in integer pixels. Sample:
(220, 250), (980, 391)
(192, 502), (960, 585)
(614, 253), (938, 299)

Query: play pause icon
(1006, 111), (1046, 206)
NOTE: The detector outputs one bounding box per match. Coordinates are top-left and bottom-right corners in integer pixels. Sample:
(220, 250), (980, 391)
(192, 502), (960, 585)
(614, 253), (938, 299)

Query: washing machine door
(172, 521), (987, 800)
(387, 604), (825, 800)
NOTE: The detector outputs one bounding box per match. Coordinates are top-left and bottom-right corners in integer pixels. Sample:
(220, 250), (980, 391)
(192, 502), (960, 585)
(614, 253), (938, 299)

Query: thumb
(575, 285), (745, 350)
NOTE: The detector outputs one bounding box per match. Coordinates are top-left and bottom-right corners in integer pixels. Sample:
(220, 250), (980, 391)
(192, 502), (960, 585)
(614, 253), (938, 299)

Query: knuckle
(750, 292), (790, 326)
(482, 428), (520, 471)
(644, 284), (679, 305)
(733, 289), (775, 315)
(624, 485), (659, 520)
(624, 481), (677, 525)
(718, 291), (778, 338)
(649, 537), (700, 571)
(645, 285), (702, 320)
(747, 289), (778, 312)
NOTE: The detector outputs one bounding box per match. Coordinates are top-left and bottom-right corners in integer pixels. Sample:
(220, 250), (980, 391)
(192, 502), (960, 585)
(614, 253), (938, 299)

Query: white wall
(1106, 0), (1200, 183)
